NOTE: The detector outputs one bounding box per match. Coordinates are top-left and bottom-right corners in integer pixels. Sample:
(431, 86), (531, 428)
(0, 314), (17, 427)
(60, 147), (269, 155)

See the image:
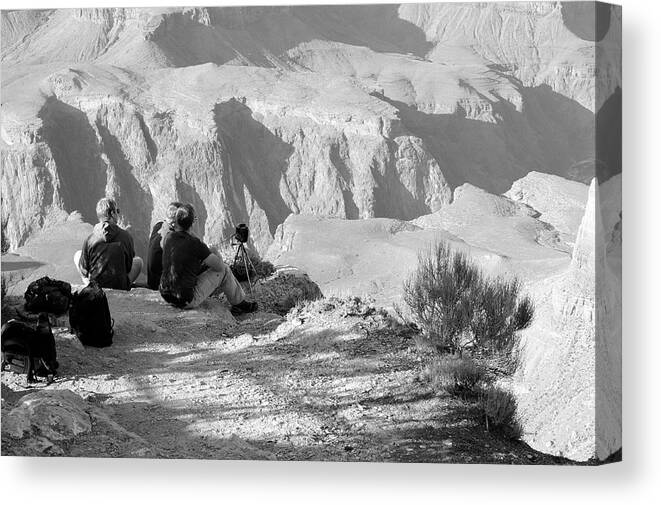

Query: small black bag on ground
(69, 281), (114, 348)
(24, 276), (72, 314)
(1, 314), (59, 383)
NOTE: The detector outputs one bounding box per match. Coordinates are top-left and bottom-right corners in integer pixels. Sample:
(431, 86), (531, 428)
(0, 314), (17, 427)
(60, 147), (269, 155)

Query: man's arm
(160, 221), (176, 249)
(124, 232), (136, 272)
(127, 232), (136, 258)
(79, 239), (90, 277)
(150, 221), (163, 241)
(202, 253), (224, 272)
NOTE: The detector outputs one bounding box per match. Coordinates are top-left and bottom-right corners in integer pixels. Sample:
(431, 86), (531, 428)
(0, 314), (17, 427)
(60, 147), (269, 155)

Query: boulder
(1, 389), (155, 457)
(252, 266), (323, 315)
(3, 390), (93, 442)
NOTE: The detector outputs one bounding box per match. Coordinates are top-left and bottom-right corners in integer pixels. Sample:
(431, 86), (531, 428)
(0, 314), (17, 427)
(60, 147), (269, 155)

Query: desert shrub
(403, 242), (474, 353)
(228, 246), (275, 281)
(255, 259), (276, 278)
(469, 279), (534, 357)
(403, 241), (533, 368)
(479, 386), (523, 439)
(427, 355), (491, 398)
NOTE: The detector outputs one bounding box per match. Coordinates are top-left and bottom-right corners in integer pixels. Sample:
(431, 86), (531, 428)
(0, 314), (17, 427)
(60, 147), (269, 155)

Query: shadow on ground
(1, 296), (579, 464)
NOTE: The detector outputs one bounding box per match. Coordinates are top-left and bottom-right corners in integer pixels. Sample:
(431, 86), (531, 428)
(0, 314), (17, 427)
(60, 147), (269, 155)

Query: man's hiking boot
(231, 300), (258, 316)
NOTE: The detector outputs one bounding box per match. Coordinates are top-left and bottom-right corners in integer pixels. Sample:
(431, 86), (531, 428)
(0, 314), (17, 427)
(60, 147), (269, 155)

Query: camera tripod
(232, 241), (256, 296)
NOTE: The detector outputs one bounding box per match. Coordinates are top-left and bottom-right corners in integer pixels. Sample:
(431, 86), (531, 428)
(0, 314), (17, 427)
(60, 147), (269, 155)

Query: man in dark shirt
(159, 203), (257, 315)
(74, 197), (143, 290)
(146, 202), (182, 290)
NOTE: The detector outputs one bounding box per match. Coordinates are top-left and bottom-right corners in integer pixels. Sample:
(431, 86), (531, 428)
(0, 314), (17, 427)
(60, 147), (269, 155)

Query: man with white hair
(74, 197), (143, 290)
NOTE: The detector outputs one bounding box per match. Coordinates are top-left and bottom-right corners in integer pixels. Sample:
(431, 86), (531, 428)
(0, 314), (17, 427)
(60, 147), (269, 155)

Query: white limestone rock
(516, 180), (621, 461)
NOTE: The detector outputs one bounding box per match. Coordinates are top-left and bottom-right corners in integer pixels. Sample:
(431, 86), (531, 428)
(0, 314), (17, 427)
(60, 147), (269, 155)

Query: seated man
(74, 197), (143, 290)
(146, 201), (182, 290)
(159, 203), (257, 315)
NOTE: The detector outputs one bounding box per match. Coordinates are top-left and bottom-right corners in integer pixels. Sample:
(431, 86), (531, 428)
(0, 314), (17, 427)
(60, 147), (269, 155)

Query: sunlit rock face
(515, 179), (621, 461)
(1, 3), (621, 462)
(1, 3), (617, 255)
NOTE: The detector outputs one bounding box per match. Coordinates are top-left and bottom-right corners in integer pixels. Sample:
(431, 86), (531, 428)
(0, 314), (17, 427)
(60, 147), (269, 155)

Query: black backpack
(69, 281), (114, 348)
(1, 314), (59, 384)
(24, 276), (72, 314)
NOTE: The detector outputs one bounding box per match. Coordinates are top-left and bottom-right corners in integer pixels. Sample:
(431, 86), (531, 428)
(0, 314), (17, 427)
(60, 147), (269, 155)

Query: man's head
(96, 197), (120, 223)
(165, 202), (183, 228)
(173, 203), (196, 232)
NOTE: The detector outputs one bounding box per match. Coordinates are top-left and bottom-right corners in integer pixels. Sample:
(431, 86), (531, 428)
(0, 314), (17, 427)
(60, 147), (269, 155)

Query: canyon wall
(1, 64), (452, 256)
(1, 3), (616, 256)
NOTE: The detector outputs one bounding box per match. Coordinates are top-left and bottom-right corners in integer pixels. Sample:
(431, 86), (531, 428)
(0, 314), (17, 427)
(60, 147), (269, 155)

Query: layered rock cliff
(2, 63), (452, 255)
(1, 3), (617, 256)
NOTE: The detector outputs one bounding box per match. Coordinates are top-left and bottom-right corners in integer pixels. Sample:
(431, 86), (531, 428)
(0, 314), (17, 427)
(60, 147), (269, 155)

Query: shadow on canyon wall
(38, 97), (107, 225)
(150, 4), (432, 68)
(95, 119), (154, 259)
(596, 86), (622, 182)
(329, 140), (360, 220)
(39, 97), (154, 258)
(213, 99), (294, 236)
(373, 83), (597, 194)
(174, 178), (208, 240)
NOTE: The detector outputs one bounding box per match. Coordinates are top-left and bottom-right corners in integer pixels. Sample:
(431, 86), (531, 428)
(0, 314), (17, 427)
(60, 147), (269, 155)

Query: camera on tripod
(233, 224), (249, 244)
(230, 223), (256, 295)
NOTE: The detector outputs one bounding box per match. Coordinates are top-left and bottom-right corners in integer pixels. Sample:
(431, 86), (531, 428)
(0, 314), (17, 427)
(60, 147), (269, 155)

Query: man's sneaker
(231, 300), (258, 316)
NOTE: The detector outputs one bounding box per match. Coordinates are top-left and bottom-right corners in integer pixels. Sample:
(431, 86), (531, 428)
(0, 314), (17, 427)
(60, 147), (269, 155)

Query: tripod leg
(241, 245), (254, 297)
(246, 251), (257, 273)
(232, 244), (241, 270)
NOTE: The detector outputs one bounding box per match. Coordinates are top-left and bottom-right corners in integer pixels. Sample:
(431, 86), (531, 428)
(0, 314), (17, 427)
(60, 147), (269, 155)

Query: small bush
(403, 242), (473, 353)
(469, 278), (534, 356)
(229, 246), (275, 281)
(427, 355), (491, 398)
(1, 276), (7, 301)
(479, 386), (522, 439)
(403, 241), (533, 369)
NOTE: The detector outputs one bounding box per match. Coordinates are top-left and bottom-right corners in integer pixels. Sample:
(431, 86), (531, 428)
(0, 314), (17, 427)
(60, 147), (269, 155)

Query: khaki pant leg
(217, 261), (245, 306)
(129, 256), (143, 283)
(186, 262), (246, 309)
(187, 270), (222, 308)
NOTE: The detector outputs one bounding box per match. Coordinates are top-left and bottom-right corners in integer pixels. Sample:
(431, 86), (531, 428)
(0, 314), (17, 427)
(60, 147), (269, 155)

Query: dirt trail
(2, 290), (570, 463)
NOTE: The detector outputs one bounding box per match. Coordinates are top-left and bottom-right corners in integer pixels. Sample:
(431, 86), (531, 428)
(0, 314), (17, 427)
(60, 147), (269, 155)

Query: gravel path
(2, 291), (572, 464)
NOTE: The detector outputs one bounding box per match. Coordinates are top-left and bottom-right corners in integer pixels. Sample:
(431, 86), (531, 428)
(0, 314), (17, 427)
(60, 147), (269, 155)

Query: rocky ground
(2, 273), (576, 464)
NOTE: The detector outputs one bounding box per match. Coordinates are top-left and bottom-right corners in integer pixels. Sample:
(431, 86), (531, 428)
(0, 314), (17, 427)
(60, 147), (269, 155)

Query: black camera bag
(69, 281), (114, 348)
(24, 276), (72, 314)
(1, 315), (59, 383)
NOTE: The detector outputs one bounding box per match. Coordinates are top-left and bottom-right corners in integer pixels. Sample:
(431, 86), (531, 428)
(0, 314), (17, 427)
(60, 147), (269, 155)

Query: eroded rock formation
(516, 179), (621, 460)
(1, 3), (619, 256)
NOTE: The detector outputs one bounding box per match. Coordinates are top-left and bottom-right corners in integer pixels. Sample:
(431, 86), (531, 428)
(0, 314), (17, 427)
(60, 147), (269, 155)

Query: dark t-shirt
(79, 221), (135, 291)
(147, 221), (167, 290)
(159, 231), (211, 306)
